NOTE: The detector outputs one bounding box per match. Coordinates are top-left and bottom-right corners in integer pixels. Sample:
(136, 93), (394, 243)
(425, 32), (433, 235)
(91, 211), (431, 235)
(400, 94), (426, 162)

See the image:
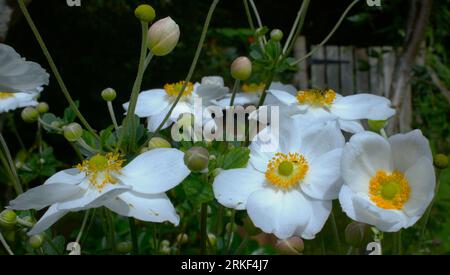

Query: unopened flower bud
(148, 137), (171, 150)
(345, 222), (371, 247)
(134, 4), (156, 23)
(116, 241), (132, 254)
(21, 107), (39, 123)
(0, 209), (17, 229)
(207, 233), (217, 247)
(270, 29), (283, 41)
(368, 120), (388, 132)
(176, 233), (188, 245)
(101, 88), (117, 101)
(434, 154), (449, 169)
(231, 57), (252, 81)
(15, 150), (28, 169)
(3, 230), (16, 243)
(63, 122), (83, 142)
(37, 102), (49, 114)
(51, 121), (62, 129)
(184, 146), (209, 172)
(160, 240), (170, 247)
(225, 222), (237, 234)
(148, 17), (180, 56)
(275, 237), (304, 255)
(29, 234), (44, 249)
(160, 245), (171, 255)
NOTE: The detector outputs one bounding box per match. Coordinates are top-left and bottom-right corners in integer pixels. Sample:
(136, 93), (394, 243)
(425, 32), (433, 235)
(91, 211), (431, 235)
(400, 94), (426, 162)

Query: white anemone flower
(9, 148), (190, 235)
(213, 117), (345, 239)
(123, 76), (228, 132)
(268, 88), (396, 133)
(0, 44), (49, 113)
(216, 82), (297, 108)
(339, 130), (435, 232)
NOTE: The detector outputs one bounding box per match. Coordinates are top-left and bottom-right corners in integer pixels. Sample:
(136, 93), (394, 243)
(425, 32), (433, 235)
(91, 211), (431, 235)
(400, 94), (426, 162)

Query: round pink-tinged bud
(0, 209), (17, 229)
(29, 234), (44, 249)
(345, 222), (371, 247)
(63, 122), (83, 142)
(37, 102), (49, 114)
(147, 17), (180, 56)
(21, 107), (39, 123)
(184, 146), (209, 172)
(101, 88), (117, 101)
(270, 29), (283, 41)
(231, 57), (252, 81)
(275, 237), (304, 255)
(134, 4), (156, 23)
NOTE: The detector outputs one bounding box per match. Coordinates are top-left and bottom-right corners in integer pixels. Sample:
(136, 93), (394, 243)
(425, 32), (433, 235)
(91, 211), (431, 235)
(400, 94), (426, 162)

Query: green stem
(226, 209), (236, 254)
(396, 230), (402, 255)
(0, 232), (14, 255)
(420, 170), (442, 245)
(17, 0), (99, 139)
(242, 0), (255, 32)
(37, 118), (63, 133)
(282, 0), (311, 56)
(107, 101), (120, 133)
(290, 0), (359, 66)
(229, 79), (241, 106)
(128, 217), (139, 255)
(235, 235), (250, 255)
(200, 203), (208, 254)
(76, 210), (90, 243)
(76, 139), (100, 154)
(119, 21), (151, 153)
(139, 0), (220, 150)
(0, 133), (23, 194)
(17, 217), (34, 227)
(330, 210), (343, 254)
(7, 114), (26, 151)
(255, 73), (275, 109)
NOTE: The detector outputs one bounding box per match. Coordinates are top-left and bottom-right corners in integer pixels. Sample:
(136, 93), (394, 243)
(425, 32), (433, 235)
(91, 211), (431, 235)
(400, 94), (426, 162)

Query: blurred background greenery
(1, 0), (449, 254)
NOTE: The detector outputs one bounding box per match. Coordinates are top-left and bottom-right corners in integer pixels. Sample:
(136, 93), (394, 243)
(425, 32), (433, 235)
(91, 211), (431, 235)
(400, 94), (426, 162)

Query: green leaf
(219, 147), (250, 170)
(182, 174), (214, 208)
(63, 101), (80, 123)
(42, 235), (66, 255)
(100, 125), (117, 151)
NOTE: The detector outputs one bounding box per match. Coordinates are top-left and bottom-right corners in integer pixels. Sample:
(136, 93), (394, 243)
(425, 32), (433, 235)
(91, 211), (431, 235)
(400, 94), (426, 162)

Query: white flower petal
(338, 119), (364, 133)
(403, 157), (435, 218)
(0, 92), (39, 113)
(388, 129), (433, 172)
(106, 191), (179, 225)
(338, 185), (357, 219)
(194, 83), (229, 104)
(246, 188), (311, 239)
(44, 168), (85, 185)
(341, 131), (393, 193)
(300, 198), (332, 240)
(27, 204), (69, 236)
(213, 168), (265, 210)
(119, 148), (190, 194)
(146, 105), (174, 132)
(123, 89), (170, 118)
(9, 183), (84, 210)
(302, 148), (343, 200)
(268, 89), (297, 105)
(269, 82), (297, 95)
(330, 93), (395, 120)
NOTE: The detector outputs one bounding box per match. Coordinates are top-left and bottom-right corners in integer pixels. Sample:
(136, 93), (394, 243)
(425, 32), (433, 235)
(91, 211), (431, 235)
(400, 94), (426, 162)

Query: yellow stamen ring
(241, 83), (265, 93)
(0, 92), (14, 99)
(164, 81), (194, 97)
(369, 170), (411, 210)
(76, 153), (124, 192)
(296, 88), (336, 107)
(265, 152), (309, 189)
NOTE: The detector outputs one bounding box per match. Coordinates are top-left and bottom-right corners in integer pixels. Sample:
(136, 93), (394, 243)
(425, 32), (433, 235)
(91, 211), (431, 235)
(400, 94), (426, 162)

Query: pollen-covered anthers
(265, 152), (309, 189)
(369, 170), (411, 210)
(296, 88), (336, 107)
(241, 83), (265, 93)
(0, 92), (14, 99)
(76, 153), (125, 192)
(164, 81), (194, 97)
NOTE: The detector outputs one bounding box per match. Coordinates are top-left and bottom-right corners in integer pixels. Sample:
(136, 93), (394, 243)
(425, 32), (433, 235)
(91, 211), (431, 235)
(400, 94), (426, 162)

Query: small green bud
(0, 209), (17, 229)
(134, 4), (156, 22)
(176, 233), (188, 245)
(148, 17), (180, 56)
(368, 120), (388, 132)
(50, 121), (62, 129)
(3, 230), (16, 243)
(207, 233), (217, 247)
(184, 146), (209, 172)
(101, 88), (117, 101)
(116, 241), (132, 254)
(28, 234), (44, 249)
(270, 29), (283, 41)
(15, 150), (28, 169)
(160, 245), (171, 255)
(21, 107), (39, 123)
(37, 102), (49, 114)
(63, 122), (83, 142)
(275, 237), (304, 255)
(160, 240), (170, 247)
(231, 56), (252, 81)
(434, 154), (449, 169)
(225, 222), (237, 234)
(345, 222), (371, 247)
(148, 137), (171, 150)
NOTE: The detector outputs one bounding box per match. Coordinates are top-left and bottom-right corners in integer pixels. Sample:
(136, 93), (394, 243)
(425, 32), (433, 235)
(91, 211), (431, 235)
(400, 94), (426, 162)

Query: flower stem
(17, 217), (34, 227)
(119, 21), (150, 153)
(282, 0), (311, 56)
(395, 230), (402, 255)
(200, 203), (208, 254)
(420, 170), (442, 246)
(0, 231), (14, 255)
(76, 210), (90, 244)
(242, 0), (255, 32)
(140, 0), (220, 150)
(290, 0), (359, 66)
(235, 235), (250, 255)
(128, 217), (139, 255)
(226, 209), (236, 254)
(229, 79), (241, 106)
(107, 101), (120, 133)
(255, 73), (275, 109)
(330, 210), (343, 254)
(17, 0), (99, 139)
(0, 133), (23, 194)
